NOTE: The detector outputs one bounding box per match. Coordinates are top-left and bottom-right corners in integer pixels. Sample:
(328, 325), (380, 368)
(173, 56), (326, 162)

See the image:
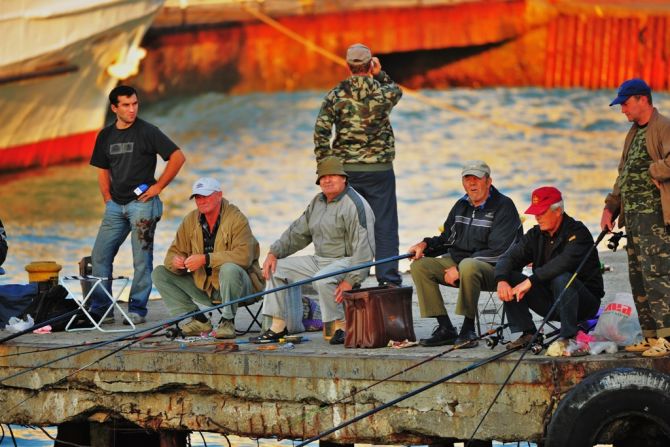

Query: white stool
(62, 275), (135, 332)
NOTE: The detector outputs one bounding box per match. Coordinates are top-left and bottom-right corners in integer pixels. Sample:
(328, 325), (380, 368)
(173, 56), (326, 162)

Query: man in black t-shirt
(87, 85), (185, 325)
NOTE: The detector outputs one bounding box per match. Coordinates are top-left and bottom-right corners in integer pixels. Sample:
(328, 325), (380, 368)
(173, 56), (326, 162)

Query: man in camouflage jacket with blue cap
(314, 43), (403, 287)
(601, 78), (670, 357)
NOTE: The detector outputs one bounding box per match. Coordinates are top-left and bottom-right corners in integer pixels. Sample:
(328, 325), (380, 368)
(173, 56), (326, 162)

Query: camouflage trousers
(624, 211), (670, 338)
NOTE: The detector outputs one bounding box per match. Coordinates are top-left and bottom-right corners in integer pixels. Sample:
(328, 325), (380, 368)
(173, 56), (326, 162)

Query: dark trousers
(503, 271), (600, 338)
(347, 169), (401, 285)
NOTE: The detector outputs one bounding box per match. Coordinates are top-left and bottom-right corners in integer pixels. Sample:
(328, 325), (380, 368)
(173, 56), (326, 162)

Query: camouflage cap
(316, 156), (348, 185)
(346, 43), (372, 65)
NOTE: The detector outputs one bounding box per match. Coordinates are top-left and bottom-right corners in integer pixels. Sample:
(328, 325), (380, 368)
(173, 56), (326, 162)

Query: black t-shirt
(90, 118), (179, 204)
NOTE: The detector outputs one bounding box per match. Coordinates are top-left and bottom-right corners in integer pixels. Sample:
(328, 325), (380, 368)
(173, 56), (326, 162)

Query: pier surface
(1, 250), (668, 444)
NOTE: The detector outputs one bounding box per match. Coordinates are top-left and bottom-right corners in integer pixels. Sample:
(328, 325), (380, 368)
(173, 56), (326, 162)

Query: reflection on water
(1, 87), (650, 285)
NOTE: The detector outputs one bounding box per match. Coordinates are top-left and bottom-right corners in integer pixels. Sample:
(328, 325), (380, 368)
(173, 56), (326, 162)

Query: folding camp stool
(475, 291), (507, 336)
(211, 295), (263, 335)
(62, 275), (135, 332)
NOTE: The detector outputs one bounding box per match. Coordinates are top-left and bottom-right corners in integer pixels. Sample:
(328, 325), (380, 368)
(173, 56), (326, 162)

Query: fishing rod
(283, 323), (511, 429)
(0, 332), (168, 359)
(294, 328), (560, 447)
(466, 228), (609, 445)
(0, 253), (411, 385)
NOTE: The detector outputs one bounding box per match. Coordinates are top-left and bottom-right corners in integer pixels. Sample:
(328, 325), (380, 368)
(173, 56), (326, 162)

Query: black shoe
(249, 328), (287, 344)
(419, 325), (458, 347)
(454, 328), (479, 349)
(329, 329), (345, 345)
(70, 312), (104, 329)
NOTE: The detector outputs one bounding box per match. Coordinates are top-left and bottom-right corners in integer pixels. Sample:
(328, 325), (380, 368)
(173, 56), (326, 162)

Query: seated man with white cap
(152, 177), (264, 338)
(495, 186), (604, 355)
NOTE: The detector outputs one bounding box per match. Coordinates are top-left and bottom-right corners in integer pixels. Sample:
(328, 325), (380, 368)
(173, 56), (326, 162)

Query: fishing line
(293, 335), (557, 447)
(283, 324), (511, 429)
(0, 254), (410, 384)
(466, 228), (609, 445)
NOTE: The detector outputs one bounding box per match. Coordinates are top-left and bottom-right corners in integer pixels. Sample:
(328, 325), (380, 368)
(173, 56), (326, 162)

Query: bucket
(25, 261), (62, 283)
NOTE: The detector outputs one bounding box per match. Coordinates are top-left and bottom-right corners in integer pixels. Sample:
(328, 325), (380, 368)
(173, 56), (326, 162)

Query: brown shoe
(625, 337), (658, 353)
(642, 338), (670, 358)
(506, 333), (534, 350)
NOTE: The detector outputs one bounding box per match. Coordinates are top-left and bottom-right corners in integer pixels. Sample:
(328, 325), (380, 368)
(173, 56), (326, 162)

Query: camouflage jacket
(605, 108), (670, 225)
(314, 71), (402, 166)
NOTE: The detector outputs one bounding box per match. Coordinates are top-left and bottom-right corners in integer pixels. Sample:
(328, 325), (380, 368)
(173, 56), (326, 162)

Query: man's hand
(600, 208), (614, 232)
(497, 281), (514, 302)
(408, 241), (427, 260)
(334, 280), (353, 304)
(443, 266), (459, 286)
(370, 57), (381, 76)
(172, 255), (186, 270)
(184, 254), (206, 272)
(263, 253), (277, 280)
(139, 184), (163, 202)
(511, 279), (532, 302)
(652, 177), (662, 190)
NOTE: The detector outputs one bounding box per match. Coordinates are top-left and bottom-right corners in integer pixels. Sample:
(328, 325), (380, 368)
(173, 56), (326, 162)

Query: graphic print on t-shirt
(110, 142), (134, 155)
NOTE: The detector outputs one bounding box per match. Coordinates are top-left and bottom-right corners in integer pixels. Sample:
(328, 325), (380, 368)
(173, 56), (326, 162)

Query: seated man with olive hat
(252, 156), (375, 345)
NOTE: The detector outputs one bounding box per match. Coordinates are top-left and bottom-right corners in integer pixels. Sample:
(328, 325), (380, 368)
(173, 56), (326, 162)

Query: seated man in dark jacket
(409, 160), (522, 347)
(495, 186), (604, 355)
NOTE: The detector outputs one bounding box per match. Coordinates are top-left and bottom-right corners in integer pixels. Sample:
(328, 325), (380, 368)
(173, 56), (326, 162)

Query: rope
(240, 3), (619, 140)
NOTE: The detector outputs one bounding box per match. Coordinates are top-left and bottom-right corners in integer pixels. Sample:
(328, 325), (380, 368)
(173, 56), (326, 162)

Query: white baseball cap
(190, 177), (222, 199)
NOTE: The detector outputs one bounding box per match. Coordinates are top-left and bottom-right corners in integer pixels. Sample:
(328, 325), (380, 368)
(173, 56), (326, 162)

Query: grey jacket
(269, 186), (376, 285)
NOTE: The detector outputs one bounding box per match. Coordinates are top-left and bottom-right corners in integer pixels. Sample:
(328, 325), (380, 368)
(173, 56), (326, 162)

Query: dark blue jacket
(494, 213), (604, 298)
(423, 186), (522, 265)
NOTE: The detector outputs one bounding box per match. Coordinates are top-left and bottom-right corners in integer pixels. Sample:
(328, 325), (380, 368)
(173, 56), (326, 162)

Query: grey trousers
(152, 263), (253, 320)
(262, 255), (351, 326)
(410, 255), (496, 320)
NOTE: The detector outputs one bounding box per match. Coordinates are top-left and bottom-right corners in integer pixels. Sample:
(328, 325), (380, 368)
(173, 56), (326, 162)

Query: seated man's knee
(458, 258), (480, 278)
(218, 262), (242, 278)
(550, 272), (572, 290)
(151, 265), (170, 283)
(410, 258), (432, 276)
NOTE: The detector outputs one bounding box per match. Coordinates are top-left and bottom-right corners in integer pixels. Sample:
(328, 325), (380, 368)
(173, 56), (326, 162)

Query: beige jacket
(163, 199), (264, 295)
(605, 108), (670, 226)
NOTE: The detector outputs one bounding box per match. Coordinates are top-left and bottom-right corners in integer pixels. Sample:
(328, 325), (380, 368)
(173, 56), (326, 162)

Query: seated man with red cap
(494, 186), (604, 355)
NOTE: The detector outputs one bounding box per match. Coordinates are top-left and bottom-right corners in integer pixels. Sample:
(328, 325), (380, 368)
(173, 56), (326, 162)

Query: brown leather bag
(343, 285), (416, 348)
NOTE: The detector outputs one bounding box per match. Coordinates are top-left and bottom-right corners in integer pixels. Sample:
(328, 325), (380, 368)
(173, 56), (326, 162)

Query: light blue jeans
(90, 197), (163, 317)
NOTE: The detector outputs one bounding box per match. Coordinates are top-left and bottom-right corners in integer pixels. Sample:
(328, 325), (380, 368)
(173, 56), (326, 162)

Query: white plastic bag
(5, 315), (34, 333)
(592, 292), (642, 346)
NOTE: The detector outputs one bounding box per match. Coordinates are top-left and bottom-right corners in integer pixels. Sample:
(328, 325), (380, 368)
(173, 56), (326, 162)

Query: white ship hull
(0, 0), (164, 171)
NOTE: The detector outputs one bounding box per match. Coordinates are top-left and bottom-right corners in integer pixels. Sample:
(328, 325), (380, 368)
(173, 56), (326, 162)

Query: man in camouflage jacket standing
(601, 79), (670, 357)
(314, 43), (403, 286)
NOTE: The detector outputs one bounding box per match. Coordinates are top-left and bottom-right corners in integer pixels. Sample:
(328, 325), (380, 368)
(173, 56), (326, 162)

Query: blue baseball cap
(609, 79), (651, 106)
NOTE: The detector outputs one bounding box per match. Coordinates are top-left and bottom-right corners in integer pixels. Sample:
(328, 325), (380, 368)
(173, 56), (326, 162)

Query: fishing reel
(164, 324), (183, 340)
(607, 231), (627, 252)
(485, 326), (507, 349)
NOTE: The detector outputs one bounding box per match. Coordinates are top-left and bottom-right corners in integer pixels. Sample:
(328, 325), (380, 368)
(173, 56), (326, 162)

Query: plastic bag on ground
(592, 292), (642, 346)
(5, 315), (34, 333)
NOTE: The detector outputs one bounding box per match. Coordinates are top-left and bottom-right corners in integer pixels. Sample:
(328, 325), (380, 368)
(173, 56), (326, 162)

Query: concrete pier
(0, 250), (668, 444)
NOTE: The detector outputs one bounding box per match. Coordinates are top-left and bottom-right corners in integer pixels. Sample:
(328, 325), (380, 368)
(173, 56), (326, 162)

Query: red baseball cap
(525, 186), (563, 215)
